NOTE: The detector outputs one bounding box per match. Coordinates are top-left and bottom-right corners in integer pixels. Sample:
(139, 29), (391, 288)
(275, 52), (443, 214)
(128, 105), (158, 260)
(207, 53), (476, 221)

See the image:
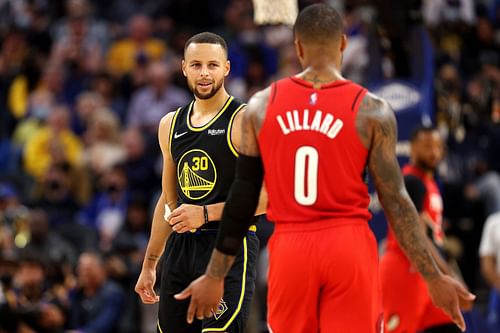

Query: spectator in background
(52, 0), (108, 51)
(121, 127), (160, 200)
(479, 211), (500, 332)
(106, 15), (166, 78)
(435, 63), (463, 142)
(0, 28), (29, 78)
(30, 162), (96, 254)
(111, 198), (151, 333)
(342, 5), (369, 84)
(73, 91), (105, 135)
(50, 10), (102, 75)
(126, 60), (189, 134)
(23, 105), (83, 181)
(78, 164), (130, 251)
(30, 162), (83, 227)
(423, 0), (475, 27)
(23, 209), (77, 269)
(462, 14), (499, 77)
(0, 253), (67, 333)
(68, 252), (125, 333)
(0, 183), (26, 261)
(90, 72), (127, 124)
(83, 109), (125, 177)
(9, 62), (64, 151)
(7, 56), (43, 121)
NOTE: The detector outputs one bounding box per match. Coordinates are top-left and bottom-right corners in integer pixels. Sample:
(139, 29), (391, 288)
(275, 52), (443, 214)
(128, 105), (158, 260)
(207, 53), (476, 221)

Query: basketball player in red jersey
(381, 126), (471, 333)
(175, 4), (475, 333)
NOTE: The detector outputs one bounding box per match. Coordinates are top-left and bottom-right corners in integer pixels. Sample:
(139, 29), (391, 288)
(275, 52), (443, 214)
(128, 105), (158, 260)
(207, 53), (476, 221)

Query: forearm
(207, 198), (264, 222)
(481, 257), (500, 289)
(205, 249), (236, 280)
(483, 269), (500, 289)
(381, 191), (441, 281)
(254, 185), (267, 216)
(143, 194), (172, 270)
(206, 203), (225, 222)
(426, 237), (451, 276)
(420, 215), (451, 276)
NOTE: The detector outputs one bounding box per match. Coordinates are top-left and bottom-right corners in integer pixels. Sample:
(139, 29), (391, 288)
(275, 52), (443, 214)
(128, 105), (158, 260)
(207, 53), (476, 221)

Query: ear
(181, 59), (187, 77)
(340, 34), (348, 53)
(294, 38), (304, 62)
(225, 60), (230, 77)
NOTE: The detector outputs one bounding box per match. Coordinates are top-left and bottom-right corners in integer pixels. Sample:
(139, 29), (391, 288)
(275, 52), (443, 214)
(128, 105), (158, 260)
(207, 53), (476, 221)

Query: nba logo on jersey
(309, 92), (318, 105)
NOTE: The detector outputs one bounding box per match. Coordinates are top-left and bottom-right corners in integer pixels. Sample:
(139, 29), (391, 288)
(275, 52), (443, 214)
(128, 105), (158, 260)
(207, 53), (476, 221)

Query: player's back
(259, 77), (371, 224)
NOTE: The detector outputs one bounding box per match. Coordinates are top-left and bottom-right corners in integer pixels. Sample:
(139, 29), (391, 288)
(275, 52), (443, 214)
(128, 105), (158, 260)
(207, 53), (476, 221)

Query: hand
(174, 274), (224, 324)
(135, 268), (159, 304)
(167, 204), (204, 233)
(426, 274), (476, 331)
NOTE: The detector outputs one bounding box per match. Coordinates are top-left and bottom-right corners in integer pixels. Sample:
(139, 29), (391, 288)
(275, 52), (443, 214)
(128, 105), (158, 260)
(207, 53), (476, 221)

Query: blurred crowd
(0, 0), (499, 332)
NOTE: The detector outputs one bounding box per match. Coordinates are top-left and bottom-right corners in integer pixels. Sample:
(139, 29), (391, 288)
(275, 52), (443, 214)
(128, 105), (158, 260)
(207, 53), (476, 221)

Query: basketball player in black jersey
(134, 32), (265, 333)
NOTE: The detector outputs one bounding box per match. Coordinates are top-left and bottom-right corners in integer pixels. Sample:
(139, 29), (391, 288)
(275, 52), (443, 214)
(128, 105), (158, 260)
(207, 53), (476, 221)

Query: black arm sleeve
(404, 175), (426, 212)
(215, 154), (264, 255)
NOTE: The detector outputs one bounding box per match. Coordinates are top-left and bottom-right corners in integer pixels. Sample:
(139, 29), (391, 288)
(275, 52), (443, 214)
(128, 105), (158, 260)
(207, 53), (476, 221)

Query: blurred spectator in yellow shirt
(23, 105), (83, 180)
(106, 15), (166, 77)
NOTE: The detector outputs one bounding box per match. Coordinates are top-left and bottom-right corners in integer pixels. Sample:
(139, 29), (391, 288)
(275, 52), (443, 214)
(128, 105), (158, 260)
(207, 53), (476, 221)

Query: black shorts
(158, 222), (259, 333)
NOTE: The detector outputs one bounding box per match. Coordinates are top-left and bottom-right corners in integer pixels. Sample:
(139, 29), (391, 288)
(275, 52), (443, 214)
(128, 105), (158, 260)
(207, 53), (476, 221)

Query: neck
(83, 281), (103, 296)
(193, 87), (230, 116)
(297, 63), (344, 87)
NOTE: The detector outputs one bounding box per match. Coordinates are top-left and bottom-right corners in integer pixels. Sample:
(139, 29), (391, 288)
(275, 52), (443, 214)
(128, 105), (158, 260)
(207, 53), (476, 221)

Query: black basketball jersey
(169, 96), (245, 207)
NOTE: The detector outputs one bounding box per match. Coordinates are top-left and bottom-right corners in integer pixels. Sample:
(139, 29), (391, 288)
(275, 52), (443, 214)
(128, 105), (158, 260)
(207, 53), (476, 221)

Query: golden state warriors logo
(177, 149), (217, 200)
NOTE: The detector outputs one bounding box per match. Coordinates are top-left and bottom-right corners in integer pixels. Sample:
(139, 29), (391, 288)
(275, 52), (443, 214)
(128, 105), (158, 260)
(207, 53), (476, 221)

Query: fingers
(196, 306), (205, 321)
(169, 215), (182, 226)
(172, 223), (191, 233)
(186, 297), (196, 324)
(450, 301), (466, 332)
(135, 285), (159, 304)
(456, 283), (476, 302)
(166, 206), (183, 222)
(174, 287), (192, 301)
(184, 300), (214, 324)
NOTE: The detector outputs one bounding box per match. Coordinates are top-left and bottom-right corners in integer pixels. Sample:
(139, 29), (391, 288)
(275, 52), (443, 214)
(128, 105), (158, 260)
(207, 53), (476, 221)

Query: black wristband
(203, 205), (209, 224)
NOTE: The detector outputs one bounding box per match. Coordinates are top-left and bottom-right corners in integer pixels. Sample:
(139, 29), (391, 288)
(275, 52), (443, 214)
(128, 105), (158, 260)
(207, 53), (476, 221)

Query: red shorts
(267, 219), (383, 333)
(380, 249), (452, 332)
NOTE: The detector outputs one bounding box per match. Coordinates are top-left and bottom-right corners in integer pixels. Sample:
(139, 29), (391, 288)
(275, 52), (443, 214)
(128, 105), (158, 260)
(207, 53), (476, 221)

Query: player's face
(182, 43), (230, 100)
(412, 131), (444, 171)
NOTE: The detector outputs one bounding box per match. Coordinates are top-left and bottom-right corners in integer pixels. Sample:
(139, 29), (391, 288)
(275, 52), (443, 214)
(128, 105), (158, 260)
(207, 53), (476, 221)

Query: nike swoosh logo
(174, 131), (188, 139)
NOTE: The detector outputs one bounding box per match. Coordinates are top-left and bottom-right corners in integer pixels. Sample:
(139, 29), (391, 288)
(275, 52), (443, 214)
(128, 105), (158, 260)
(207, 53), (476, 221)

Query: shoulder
(356, 91), (396, 148)
(244, 86), (273, 132)
(358, 91), (394, 121)
(158, 110), (179, 142)
(246, 86), (272, 118)
(159, 110), (177, 128)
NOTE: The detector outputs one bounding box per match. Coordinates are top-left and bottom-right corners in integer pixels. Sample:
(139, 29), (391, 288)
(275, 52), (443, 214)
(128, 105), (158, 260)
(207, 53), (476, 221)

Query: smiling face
(182, 43), (230, 100)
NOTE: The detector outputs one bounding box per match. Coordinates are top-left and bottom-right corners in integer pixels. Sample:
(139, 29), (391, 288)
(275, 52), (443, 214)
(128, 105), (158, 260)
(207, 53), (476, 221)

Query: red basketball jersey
(258, 77), (371, 224)
(386, 164), (444, 255)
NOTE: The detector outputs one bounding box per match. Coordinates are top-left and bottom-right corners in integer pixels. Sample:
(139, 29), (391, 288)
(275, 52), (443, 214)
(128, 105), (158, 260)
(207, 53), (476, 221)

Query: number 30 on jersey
(294, 146), (318, 206)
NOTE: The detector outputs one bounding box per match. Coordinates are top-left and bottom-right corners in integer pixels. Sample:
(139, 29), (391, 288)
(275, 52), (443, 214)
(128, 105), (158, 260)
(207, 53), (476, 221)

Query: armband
(215, 154), (264, 255)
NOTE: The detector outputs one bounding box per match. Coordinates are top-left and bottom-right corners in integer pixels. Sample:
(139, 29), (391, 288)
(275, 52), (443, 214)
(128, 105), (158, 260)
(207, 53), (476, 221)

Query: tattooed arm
(203, 87), (270, 278)
(357, 93), (474, 331)
(356, 94), (440, 280)
(174, 87), (271, 323)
